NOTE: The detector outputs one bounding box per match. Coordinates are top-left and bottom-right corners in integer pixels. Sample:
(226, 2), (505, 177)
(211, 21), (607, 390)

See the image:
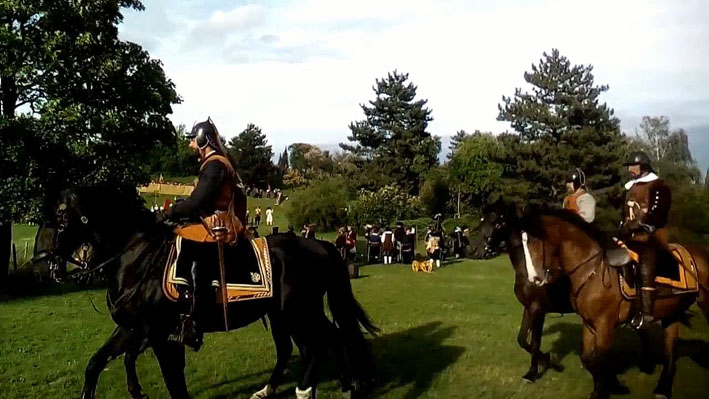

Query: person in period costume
(620, 151), (672, 329)
(265, 206), (274, 226)
(167, 118), (247, 349)
(562, 168), (596, 223)
(381, 226), (395, 264)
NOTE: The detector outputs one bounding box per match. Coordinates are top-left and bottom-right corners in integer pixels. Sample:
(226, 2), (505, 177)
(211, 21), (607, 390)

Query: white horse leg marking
(522, 231), (540, 284)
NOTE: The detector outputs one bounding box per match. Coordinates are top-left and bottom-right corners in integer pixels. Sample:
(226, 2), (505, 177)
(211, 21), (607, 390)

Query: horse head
(33, 189), (97, 280)
(33, 186), (156, 282)
(471, 199), (514, 259)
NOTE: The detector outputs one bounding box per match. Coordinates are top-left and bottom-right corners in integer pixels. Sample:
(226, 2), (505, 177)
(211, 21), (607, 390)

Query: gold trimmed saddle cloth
(162, 236), (273, 303)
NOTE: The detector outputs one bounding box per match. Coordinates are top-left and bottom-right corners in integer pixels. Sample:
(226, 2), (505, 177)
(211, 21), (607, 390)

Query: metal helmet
(623, 151), (652, 169)
(186, 118), (219, 150)
(566, 168), (586, 191)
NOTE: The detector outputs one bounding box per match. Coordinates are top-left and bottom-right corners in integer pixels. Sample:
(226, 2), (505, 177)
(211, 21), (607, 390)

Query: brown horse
(471, 204), (573, 382)
(515, 208), (709, 399)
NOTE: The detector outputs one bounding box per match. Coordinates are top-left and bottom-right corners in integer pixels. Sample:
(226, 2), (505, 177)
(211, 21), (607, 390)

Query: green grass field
(2, 259), (708, 398)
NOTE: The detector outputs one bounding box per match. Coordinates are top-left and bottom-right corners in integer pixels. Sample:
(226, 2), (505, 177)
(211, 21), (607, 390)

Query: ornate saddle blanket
(162, 236), (273, 303)
(619, 243), (699, 300)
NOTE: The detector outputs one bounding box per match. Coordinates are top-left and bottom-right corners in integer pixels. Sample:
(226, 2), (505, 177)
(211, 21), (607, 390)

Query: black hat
(623, 151), (652, 168)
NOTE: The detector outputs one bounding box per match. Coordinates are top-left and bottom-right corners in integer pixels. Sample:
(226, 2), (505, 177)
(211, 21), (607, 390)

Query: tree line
(1, 2), (707, 289)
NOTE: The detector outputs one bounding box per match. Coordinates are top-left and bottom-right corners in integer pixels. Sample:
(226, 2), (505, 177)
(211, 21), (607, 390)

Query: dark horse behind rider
(34, 186), (378, 399)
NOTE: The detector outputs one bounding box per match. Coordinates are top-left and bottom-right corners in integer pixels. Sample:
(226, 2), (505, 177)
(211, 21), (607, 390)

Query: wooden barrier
(138, 182), (194, 196)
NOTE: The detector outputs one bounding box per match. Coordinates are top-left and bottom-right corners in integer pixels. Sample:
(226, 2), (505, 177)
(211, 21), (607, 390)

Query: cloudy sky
(119, 0), (709, 171)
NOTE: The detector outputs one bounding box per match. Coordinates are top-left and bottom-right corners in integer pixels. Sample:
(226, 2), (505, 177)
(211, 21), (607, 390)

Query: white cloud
(120, 0), (709, 170)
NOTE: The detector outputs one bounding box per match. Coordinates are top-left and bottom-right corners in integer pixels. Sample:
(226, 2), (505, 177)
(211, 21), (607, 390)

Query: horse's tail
(324, 243), (379, 336)
(323, 242), (378, 393)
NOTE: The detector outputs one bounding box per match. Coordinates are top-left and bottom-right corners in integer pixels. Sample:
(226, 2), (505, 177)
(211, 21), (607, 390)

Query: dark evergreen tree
(497, 49), (625, 204)
(227, 124), (276, 188)
(341, 70), (441, 194)
(277, 146), (289, 170)
(447, 130), (469, 160)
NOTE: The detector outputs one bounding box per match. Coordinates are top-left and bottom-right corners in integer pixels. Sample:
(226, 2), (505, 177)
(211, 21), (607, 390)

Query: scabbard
(217, 241), (229, 331)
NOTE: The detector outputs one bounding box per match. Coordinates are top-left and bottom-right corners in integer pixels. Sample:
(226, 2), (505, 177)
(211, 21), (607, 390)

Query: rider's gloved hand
(619, 219), (640, 237)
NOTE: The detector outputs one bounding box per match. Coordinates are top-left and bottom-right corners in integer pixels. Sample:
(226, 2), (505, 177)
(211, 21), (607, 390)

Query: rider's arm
(168, 161), (226, 222)
(577, 194), (596, 223)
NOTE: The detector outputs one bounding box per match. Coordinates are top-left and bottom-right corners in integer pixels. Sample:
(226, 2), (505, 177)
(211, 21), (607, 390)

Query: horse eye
(57, 224), (65, 232)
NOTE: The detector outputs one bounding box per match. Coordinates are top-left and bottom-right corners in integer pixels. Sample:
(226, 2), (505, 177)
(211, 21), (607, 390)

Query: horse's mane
(520, 207), (611, 247)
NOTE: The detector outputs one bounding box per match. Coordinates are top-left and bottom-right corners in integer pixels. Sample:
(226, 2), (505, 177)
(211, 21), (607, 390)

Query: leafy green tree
(419, 166), (452, 216)
(497, 49), (625, 204)
(0, 0), (179, 289)
(349, 184), (423, 227)
(287, 143), (334, 183)
(227, 123), (278, 188)
(341, 70), (441, 194)
(146, 124), (199, 178)
(448, 133), (505, 209)
(635, 116), (699, 183)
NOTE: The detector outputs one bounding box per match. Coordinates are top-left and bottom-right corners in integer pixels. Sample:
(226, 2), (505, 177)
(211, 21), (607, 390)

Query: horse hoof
(521, 372), (537, 383)
(251, 384), (276, 399)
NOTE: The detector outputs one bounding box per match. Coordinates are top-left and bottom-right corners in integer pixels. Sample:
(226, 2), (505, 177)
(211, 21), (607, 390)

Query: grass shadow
(371, 321), (466, 399)
(193, 322), (465, 399)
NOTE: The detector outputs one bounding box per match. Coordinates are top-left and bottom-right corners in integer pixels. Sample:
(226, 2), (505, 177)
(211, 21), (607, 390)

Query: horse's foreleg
(151, 339), (188, 399)
(81, 326), (142, 399)
(125, 345), (149, 399)
(654, 322), (679, 399)
(516, 307), (532, 354)
(580, 322), (616, 399)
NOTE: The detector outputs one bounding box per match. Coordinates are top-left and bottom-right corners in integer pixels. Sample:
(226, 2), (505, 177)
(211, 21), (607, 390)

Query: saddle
(610, 241), (699, 300)
(162, 236), (274, 303)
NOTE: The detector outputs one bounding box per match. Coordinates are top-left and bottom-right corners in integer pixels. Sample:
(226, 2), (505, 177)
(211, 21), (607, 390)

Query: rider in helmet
(562, 168), (596, 223)
(621, 151), (671, 329)
(167, 118), (247, 350)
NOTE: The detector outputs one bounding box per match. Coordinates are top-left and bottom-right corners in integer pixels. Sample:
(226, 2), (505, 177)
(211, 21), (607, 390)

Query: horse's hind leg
(291, 314), (330, 399)
(654, 322), (680, 399)
(81, 326), (143, 399)
(252, 313), (294, 399)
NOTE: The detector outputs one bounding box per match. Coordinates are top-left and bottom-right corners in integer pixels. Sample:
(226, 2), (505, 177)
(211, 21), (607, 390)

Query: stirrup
(169, 314), (203, 351)
(630, 313), (654, 330)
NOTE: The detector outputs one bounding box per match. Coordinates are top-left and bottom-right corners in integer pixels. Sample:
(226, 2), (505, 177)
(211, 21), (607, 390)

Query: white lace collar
(624, 172), (658, 190)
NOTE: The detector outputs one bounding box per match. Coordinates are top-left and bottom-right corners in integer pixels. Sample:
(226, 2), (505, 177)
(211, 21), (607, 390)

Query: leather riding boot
(632, 246), (658, 330)
(181, 261), (213, 351)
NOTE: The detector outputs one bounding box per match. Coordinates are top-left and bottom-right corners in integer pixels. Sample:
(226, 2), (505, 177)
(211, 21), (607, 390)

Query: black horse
(470, 202), (572, 382)
(34, 187), (378, 399)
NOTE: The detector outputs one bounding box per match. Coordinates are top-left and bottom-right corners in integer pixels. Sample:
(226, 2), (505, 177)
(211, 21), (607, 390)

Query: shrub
(284, 178), (349, 231)
(350, 185), (423, 227)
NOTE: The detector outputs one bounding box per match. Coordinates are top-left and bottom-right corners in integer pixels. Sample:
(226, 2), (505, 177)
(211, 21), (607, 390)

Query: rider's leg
(638, 243), (657, 328)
